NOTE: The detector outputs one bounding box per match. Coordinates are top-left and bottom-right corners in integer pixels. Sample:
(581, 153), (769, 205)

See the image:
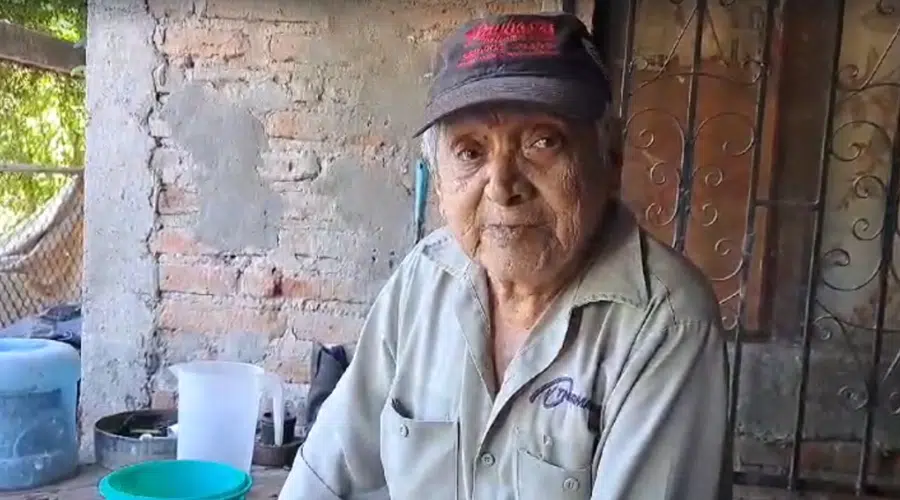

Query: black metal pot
(258, 410), (296, 446)
(94, 409), (177, 470)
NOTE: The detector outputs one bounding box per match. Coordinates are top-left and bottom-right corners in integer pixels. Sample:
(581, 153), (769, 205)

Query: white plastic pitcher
(169, 361), (284, 472)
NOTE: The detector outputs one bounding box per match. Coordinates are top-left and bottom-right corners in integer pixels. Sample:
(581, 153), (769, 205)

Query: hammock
(0, 174), (83, 327)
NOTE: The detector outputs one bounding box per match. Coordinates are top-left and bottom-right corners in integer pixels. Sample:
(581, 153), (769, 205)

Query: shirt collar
(420, 202), (649, 309)
(570, 203), (648, 308)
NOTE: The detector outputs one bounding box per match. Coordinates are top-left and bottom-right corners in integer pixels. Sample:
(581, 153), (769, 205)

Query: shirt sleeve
(591, 318), (731, 500)
(279, 271), (406, 500)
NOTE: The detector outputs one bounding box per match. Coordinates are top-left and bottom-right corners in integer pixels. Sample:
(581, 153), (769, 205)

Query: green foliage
(0, 0), (86, 231)
(0, 0), (86, 42)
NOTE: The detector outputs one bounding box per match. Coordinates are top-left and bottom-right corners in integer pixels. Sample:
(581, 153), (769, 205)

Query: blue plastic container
(98, 460), (253, 500)
(0, 338), (80, 491)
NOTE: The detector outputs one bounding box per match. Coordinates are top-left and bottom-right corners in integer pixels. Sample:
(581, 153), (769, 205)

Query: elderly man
(280, 12), (730, 500)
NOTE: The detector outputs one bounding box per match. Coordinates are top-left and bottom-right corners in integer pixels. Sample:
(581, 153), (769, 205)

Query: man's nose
(484, 153), (534, 206)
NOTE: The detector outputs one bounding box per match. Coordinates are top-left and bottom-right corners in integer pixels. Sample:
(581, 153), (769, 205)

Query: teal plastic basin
(98, 460), (253, 500)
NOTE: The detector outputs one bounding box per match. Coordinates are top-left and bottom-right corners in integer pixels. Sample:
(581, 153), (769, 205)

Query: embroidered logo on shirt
(528, 376), (602, 420)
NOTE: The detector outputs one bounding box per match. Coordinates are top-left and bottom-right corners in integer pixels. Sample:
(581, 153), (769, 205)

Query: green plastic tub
(98, 460), (253, 500)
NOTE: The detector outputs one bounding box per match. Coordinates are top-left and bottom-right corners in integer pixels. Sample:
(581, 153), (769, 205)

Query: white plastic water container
(0, 338), (80, 491)
(169, 361), (284, 472)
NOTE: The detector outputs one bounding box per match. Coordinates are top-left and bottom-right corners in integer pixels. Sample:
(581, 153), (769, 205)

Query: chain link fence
(0, 166), (83, 328)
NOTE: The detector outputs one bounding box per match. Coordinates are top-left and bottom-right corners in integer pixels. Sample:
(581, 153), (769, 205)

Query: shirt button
(563, 477), (580, 491)
(398, 424), (409, 437)
(480, 452), (495, 467)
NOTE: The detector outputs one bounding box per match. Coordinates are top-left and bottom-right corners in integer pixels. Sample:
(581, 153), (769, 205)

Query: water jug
(0, 338), (80, 491)
(169, 361), (284, 472)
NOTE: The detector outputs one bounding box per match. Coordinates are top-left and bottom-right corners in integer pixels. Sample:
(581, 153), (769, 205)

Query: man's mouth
(485, 223), (538, 229)
(483, 224), (543, 237)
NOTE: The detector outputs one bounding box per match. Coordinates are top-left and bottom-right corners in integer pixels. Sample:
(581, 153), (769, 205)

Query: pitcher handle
(265, 372), (285, 446)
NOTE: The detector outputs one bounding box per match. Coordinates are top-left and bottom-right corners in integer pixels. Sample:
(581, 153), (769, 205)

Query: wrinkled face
(433, 106), (618, 287)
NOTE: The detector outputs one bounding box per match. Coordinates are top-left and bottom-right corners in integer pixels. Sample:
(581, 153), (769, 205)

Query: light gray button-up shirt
(280, 204), (731, 500)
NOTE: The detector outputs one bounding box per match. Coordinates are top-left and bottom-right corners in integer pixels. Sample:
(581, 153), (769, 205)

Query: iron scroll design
(619, 0), (771, 332)
(616, 0), (900, 495)
(809, 5), (900, 490)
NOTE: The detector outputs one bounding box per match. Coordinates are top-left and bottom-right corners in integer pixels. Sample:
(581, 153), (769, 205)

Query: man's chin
(483, 224), (541, 238)
(478, 250), (551, 281)
(481, 224), (553, 246)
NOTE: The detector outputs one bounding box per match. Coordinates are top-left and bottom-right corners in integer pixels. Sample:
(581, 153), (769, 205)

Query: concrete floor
(0, 466), (288, 500)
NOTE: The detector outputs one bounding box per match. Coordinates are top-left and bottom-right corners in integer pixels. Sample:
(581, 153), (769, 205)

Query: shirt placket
(455, 277), (578, 499)
(451, 274), (498, 499)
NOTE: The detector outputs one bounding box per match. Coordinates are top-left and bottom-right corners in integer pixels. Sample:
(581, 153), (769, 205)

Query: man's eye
(456, 148), (480, 161)
(531, 136), (560, 149)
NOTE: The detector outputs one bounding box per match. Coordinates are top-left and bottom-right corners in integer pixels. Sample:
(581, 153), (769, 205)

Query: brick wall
(81, 1), (900, 489)
(139, 0), (592, 408)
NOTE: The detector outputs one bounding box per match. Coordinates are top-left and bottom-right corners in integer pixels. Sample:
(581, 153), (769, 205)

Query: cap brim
(412, 76), (609, 137)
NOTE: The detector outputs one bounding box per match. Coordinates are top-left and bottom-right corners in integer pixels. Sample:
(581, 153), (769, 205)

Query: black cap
(414, 12), (612, 137)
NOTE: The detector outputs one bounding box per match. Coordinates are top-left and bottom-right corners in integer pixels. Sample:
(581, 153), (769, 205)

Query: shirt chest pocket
(515, 448), (591, 500)
(380, 400), (459, 500)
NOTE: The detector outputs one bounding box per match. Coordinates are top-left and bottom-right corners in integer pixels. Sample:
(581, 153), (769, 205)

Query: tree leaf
(0, 1), (86, 233)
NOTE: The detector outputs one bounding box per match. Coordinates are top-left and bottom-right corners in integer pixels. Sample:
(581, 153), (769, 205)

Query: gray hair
(419, 106), (622, 171)
(420, 124), (442, 170)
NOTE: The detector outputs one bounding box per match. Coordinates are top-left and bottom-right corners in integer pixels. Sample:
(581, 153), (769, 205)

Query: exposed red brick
(265, 110), (326, 140)
(161, 24), (248, 60)
(158, 296), (285, 335)
(239, 266), (324, 299)
(203, 0), (329, 23)
(150, 227), (216, 256)
(277, 275), (310, 298)
(306, 277), (359, 302)
(159, 262), (238, 295)
(285, 310), (365, 345)
(238, 261), (363, 302)
(240, 265), (283, 298)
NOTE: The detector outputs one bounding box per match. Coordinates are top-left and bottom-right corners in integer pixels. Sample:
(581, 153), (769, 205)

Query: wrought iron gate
(598, 0), (900, 496)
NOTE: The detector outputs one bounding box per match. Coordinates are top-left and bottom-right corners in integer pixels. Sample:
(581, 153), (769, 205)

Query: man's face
(434, 106), (616, 287)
